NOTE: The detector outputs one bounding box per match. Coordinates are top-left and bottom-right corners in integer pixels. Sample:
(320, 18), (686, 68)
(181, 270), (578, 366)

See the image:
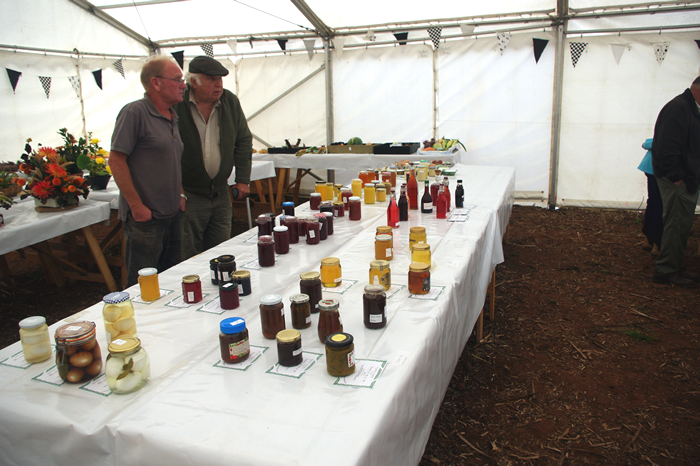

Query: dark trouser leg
(655, 176), (699, 276)
(182, 190), (232, 259)
(158, 210), (184, 273)
(122, 213), (169, 287)
(203, 190), (233, 251)
(647, 174), (664, 248)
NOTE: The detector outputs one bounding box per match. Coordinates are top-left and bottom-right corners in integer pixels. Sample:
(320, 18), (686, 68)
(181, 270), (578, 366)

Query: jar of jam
(388, 168), (397, 187)
(290, 294), (311, 329)
(137, 267), (160, 301)
(273, 226), (290, 254)
(182, 275), (203, 303)
(411, 243), (432, 269)
(322, 212), (334, 235)
(314, 213), (328, 241)
(364, 183), (375, 204)
(209, 258), (219, 285)
(408, 262), (431, 295)
(281, 216), (299, 244)
(260, 294), (285, 339)
(282, 201), (295, 216)
(341, 188), (353, 209)
(277, 329), (303, 367)
(105, 336), (150, 394)
(232, 270), (252, 296)
(310, 192), (322, 210)
(18, 316), (52, 363)
(363, 284), (387, 329)
(348, 196), (361, 221)
(315, 181), (327, 200)
(376, 225), (393, 237)
(262, 212), (277, 228)
(219, 317), (250, 364)
(333, 201), (345, 218)
(256, 214), (272, 236)
(306, 217), (320, 245)
(219, 281), (240, 310)
(351, 179), (363, 197)
(320, 201), (333, 214)
(216, 254), (236, 284)
(320, 257), (342, 287)
(258, 235), (275, 267)
(55, 321), (102, 383)
(376, 187), (386, 202)
(300, 271), (323, 313)
(325, 332), (355, 377)
(102, 291), (137, 344)
(298, 216), (309, 237)
(382, 171), (392, 184)
(374, 234), (393, 261)
(409, 226), (427, 251)
(318, 298), (343, 343)
(369, 260), (391, 290)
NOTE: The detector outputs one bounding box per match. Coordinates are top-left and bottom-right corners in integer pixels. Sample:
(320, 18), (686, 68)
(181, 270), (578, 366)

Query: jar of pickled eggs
(55, 321), (103, 383)
(18, 316), (52, 363)
(105, 336), (150, 394)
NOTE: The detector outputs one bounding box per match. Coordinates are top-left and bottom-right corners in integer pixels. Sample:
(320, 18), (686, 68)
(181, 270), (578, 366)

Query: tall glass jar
(348, 196), (361, 221)
(300, 271), (323, 313)
(333, 201), (345, 218)
(409, 226), (427, 251)
(374, 234), (393, 261)
(219, 317), (250, 364)
(256, 214), (272, 236)
(314, 213), (328, 241)
(102, 291), (137, 344)
(55, 321), (102, 383)
(137, 267), (160, 301)
(258, 235), (275, 267)
(232, 270), (252, 296)
(325, 332), (355, 377)
(315, 181), (327, 200)
(290, 294), (311, 329)
(105, 336), (150, 394)
(363, 284), (387, 329)
(351, 179), (363, 197)
(310, 192), (322, 210)
(376, 187), (386, 202)
(260, 294), (285, 339)
(273, 226), (290, 254)
(320, 257), (342, 287)
(364, 183), (375, 204)
(306, 217), (320, 245)
(411, 243), (432, 269)
(408, 262), (431, 295)
(277, 329), (303, 367)
(282, 201), (295, 216)
(216, 254), (236, 284)
(325, 182), (335, 202)
(18, 316), (52, 363)
(182, 275), (203, 303)
(318, 298), (343, 343)
(319, 201), (333, 214)
(342, 188), (353, 209)
(280, 216), (299, 244)
(369, 260), (391, 290)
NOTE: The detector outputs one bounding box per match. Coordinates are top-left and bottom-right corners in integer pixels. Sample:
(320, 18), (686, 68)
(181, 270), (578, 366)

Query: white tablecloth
(253, 152), (459, 170)
(0, 164), (514, 466)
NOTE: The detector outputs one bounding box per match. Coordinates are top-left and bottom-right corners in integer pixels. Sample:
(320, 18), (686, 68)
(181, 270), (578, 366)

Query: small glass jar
(351, 178), (363, 197)
(374, 234), (393, 261)
(219, 281), (240, 310)
(408, 262), (431, 295)
(137, 267), (160, 301)
(412, 243), (432, 269)
(260, 294), (285, 339)
(325, 182), (334, 201)
(369, 260), (391, 290)
(323, 212), (334, 235)
(348, 196), (361, 221)
(409, 226), (427, 251)
(325, 332), (355, 377)
(315, 181), (327, 200)
(258, 235), (275, 267)
(277, 329), (303, 367)
(256, 214), (272, 236)
(102, 291), (137, 344)
(105, 336), (150, 394)
(382, 171), (392, 184)
(281, 216), (299, 244)
(209, 258), (219, 285)
(306, 217), (320, 245)
(55, 321), (102, 383)
(216, 254), (236, 284)
(334, 183), (343, 200)
(18, 316), (51, 363)
(273, 226), (290, 254)
(364, 183), (376, 204)
(290, 294), (312, 329)
(314, 213), (328, 241)
(376, 187), (386, 202)
(341, 188), (353, 209)
(363, 284), (387, 329)
(376, 225), (393, 237)
(219, 317), (250, 364)
(319, 201), (333, 214)
(297, 216), (309, 237)
(300, 271), (323, 313)
(320, 257), (342, 287)
(282, 201), (295, 216)
(232, 270), (252, 296)
(262, 212), (277, 228)
(318, 299), (343, 344)
(310, 192), (322, 210)
(333, 201), (345, 218)
(388, 168), (397, 187)
(182, 275), (203, 303)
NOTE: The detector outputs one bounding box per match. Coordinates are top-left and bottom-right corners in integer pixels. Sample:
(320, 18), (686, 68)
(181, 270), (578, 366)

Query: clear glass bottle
(102, 291), (137, 344)
(105, 336), (150, 394)
(320, 257), (342, 287)
(18, 316), (51, 363)
(318, 299), (343, 344)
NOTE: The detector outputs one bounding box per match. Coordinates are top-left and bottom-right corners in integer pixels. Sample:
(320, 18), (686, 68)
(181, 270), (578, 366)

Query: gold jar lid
(413, 243), (430, 251)
(290, 293), (310, 303)
(232, 270), (250, 279)
(375, 234), (392, 242)
(321, 257), (340, 266)
(376, 226), (392, 234)
(300, 271), (321, 280)
(276, 329), (301, 343)
(333, 201), (344, 206)
(182, 274), (200, 283)
(410, 226), (426, 234)
(376, 187), (386, 192)
(409, 262), (430, 272)
(108, 336), (142, 355)
(370, 260), (390, 270)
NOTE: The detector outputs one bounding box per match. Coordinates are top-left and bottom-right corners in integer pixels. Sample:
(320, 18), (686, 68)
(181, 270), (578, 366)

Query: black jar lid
(217, 254), (235, 263)
(325, 332), (353, 348)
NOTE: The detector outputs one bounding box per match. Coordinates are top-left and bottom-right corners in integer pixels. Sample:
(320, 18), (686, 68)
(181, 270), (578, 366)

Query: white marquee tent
(1, 0), (700, 208)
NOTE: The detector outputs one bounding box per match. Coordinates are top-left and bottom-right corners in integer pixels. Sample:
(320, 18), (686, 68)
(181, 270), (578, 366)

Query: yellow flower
(97, 148), (107, 156)
(96, 157), (106, 165)
(106, 166), (112, 175)
(91, 138), (100, 144)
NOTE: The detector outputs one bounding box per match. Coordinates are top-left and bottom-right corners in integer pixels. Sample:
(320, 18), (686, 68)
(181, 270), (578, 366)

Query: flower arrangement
(75, 135), (111, 177)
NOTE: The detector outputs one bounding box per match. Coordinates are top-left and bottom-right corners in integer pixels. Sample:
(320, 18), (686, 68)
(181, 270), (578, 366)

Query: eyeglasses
(156, 76), (185, 84)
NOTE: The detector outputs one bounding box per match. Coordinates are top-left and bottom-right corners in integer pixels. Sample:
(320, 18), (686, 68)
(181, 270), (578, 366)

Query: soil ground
(2, 204), (700, 465)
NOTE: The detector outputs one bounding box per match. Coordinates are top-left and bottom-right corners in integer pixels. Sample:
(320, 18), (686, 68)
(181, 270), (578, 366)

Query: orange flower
(15, 178), (26, 186)
(62, 187), (68, 193)
(74, 177), (85, 184)
(19, 163), (32, 175)
(31, 180), (53, 200)
(67, 185), (76, 192)
(46, 163), (67, 178)
(52, 178), (61, 186)
(38, 147), (59, 163)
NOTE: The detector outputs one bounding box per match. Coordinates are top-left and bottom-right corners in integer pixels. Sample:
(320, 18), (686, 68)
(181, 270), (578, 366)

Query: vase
(34, 197), (79, 211)
(87, 175), (111, 190)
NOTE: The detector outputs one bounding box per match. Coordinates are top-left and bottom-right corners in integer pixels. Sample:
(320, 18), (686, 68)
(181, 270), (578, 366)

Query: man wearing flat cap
(174, 56), (253, 259)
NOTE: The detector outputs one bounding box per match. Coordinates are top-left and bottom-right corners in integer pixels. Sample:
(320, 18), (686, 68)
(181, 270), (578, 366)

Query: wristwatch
(181, 193), (187, 201)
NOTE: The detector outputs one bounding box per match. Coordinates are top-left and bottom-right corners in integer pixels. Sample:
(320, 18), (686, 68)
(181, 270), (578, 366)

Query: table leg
(274, 168), (288, 211)
(489, 268), (496, 321)
(34, 241), (65, 288)
(0, 255), (10, 278)
(265, 178), (275, 213)
(82, 226), (118, 292)
(253, 180), (267, 204)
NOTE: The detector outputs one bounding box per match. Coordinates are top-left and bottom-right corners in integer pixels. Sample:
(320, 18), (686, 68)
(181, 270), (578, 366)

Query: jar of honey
(409, 226), (427, 251)
(102, 291), (137, 344)
(325, 332), (355, 377)
(318, 299), (343, 344)
(374, 234), (393, 261)
(364, 183), (375, 204)
(325, 182), (335, 202)
(290, 294), (311, 329)
(351, 179), (363, 197)
(408, 262), (431, 295)
(55, 321), (102, 383)
(106, 336), (150, 394)
(376, 225), (393, 237)
(219, 317), (250, 364)
(182, 275), (203, 303)
(348, 196), (361, 221)
(137, 267), (160, 301)
(369, 260), (391, 290)
(363, 284), (387, 329)
(277, 329), (303, 367)
(260, 294), (285, 339)
(18, 316), (51, 363)
(315, 181), (327, 200)
(320, 257), (342, 287)
(300, 271), (323, 313)
(411, 243), (431, 269)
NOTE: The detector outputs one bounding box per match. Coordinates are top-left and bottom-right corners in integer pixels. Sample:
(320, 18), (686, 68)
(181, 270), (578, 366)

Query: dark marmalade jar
(276, 329), (303, 367)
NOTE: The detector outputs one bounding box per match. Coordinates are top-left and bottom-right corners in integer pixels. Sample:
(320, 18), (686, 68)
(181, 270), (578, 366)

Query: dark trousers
(122, 211), (184, 287)
(655, 176), (699, 277)
(642, 173), (664, 248)
(182, 189), (232, 261)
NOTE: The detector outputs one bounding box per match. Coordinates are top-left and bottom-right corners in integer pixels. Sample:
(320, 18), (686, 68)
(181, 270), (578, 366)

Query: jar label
(381, 271), (391, 286)
(293, 348), (302, 357)
(308, 230), (315, 239)
(423, 202), (432, 210)
(229, 338), (250, 359)
(210, 270), (215, 280)
(369, 314), (383, 323)
(334, 277), (342, 283)
(386, 248), (392, 257)
(347, 349), (355, 368)
(372, 275), (379, 285)
(238, 284), (243, 294)
(422, 277), (430, 291)
(65, 326), (82, 332)
(187, 291), (194, 302)
(280, 308), (285, 316)
(306, 316), (312, 323)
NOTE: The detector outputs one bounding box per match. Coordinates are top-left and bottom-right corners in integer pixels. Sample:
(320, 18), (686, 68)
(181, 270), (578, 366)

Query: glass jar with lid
(232, 270), (252, 296)
(320, 257), (342, 287)
(305, 217), (320, 245)
(411, 243), (432, 269)
(216, 254), (236, 284)
(260, 294), (285, 339)
(182, 275), (203, 303)
(320, 201), (333, 214)
(273, 226), (290, 254)
(374, 234), (393, 261)
(282, 201), (295, 216)
(310, 192), (322, 210)
(210, 258), (219, 285)
(102, 291), (137, 344)
(54, 321), (102, 383)
(315, 181), (327, 200)
(325, 332), (355, 377)
(322, 212), (334, 235)
(332, 201), (345, 218)
(300, 272), (323, 313)
(363, 284), (387, 329)
(317, 298), (343, 343)
(256, 214), (272, 236)
(280, 216), (299, 244)
(408, 262), (431, 295)
(219, 281), (240, 310)
(348, 196), (361, 221)
(290, 294), (311, 329)
(219, 317), (250, 364)
(137, 267), (160, 301)
(276, 329), (303, 367)
(18, 316), (51, 363)
(351, 179), (363, 197)
(369, 260), (391, 290)
(258, 235), (275, 267)
(376, 187), (386, 202)
(105, 336), (150, 394)
(342, 187), (354, 208)
(409, 226), (427, 251)
(376, 225), (393, 237)
(364, 183), (376, 204)
(325, 182), (335, 202)
(314, 213), (328, 241)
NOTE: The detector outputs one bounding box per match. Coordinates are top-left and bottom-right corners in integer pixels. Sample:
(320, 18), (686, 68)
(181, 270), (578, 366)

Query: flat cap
(188, 56), (229, 76)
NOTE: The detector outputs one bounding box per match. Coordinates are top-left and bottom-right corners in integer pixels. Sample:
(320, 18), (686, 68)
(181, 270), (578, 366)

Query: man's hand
(131, 203), (153, 222)
(232, 183), (250, 200)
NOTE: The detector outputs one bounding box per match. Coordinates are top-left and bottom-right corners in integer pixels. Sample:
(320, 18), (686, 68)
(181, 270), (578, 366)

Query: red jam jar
(348, 196), (361, 221)
(260, 294), (285, 339)
(182, 275), (203, 303)
(273, 226), (290, 254)
(282, 201), (295, 216)
(310, 192), (322, 210)
(219, 281), (240, 310)
(256, 214), (272, 236)
(314, 213), (328, 241)
(257, 235), (275, 267)
(281, 216), (299, 244)
(341, 188), (353, 209)
(323, 212), (334, 235)
(306, 217), (320, 245)
(298, 217), (309, 237)
(333, 201), (345, 218)
(219, 317), (250, 364)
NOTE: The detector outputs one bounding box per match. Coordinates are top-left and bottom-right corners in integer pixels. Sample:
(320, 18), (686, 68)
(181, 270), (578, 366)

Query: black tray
(373, 142), (420, 154)
(268, 146), (309, 154)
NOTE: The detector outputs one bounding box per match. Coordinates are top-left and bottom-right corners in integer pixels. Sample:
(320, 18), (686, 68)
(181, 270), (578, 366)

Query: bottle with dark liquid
(421, 180), (433, 214)
(398, 184), (409, 222)
(407, 169), (418, 210)
(387, 188), (399, 228)
(455, 179), (464, 208)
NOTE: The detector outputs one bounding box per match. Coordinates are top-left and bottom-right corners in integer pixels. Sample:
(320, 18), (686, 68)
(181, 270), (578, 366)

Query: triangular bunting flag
(533, 38), (548, 63)
(569, 42), (587, 68)
(304, 39), (315, 60)
(427, 26), (442, 50)
(113, 58), (125, 78)
(460, 24), (475, 35)
(365, 30), (376, 42)
(39, 76), (51, 99)
(6, 69), (21, 93)
(68, 76), (81, 98)
(277, 39), (288, 53)
(227, 39), (238, 55)
(201, 43), (214, 58)
(333, 37), (346, 58)
(610, 44), (626, 65)
(652, 42), (669, 64)
(393, 32), (408, 46)
(695, 40), (700, 50)
(92, 69), (103, 90)
(497, 32), (511, 55)
(171, 51), (184, 70)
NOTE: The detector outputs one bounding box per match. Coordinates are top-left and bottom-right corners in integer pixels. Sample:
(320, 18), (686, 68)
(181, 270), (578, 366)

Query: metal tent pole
(548, 0), (568, 209)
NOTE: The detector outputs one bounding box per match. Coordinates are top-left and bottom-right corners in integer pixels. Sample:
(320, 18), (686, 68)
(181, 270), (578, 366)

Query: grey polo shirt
(111, 95), (184, 221)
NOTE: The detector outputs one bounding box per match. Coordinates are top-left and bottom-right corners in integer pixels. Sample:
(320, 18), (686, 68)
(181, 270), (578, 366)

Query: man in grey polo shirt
(109, 56), (188, 286)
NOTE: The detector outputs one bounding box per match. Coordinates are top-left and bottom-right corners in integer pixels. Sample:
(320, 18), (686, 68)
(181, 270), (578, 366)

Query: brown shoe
(653, 272), (697, 288)
(680, 271), (700, 283)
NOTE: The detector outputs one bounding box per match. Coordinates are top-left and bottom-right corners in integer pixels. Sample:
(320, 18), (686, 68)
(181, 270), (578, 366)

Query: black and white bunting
(569, 42), (587, 68)
(6, 69), (21, 93)
(39, 76), (51, 99)
(427, 26), (442, 50)
(200, 43), (214, 58)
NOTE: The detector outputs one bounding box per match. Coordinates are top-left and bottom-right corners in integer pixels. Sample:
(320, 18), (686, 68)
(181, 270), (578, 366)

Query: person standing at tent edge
(174, 56), (253, 259)
(651, 76), (700, 288)
(109, 56), (187, 287)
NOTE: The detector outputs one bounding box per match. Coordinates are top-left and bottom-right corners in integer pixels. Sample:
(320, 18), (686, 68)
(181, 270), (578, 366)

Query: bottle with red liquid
(421, 180), (433, 214)
(387, 188), (399, 228)
(407, 169), (418, 210)
(430, 175), (440, 205)
(436, 185), (447, 219)
(442, 177), (451, 212)
(398, 184), (409, 222)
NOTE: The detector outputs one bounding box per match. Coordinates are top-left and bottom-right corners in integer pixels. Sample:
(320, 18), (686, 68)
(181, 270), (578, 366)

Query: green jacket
(174, 86), (253, 196)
